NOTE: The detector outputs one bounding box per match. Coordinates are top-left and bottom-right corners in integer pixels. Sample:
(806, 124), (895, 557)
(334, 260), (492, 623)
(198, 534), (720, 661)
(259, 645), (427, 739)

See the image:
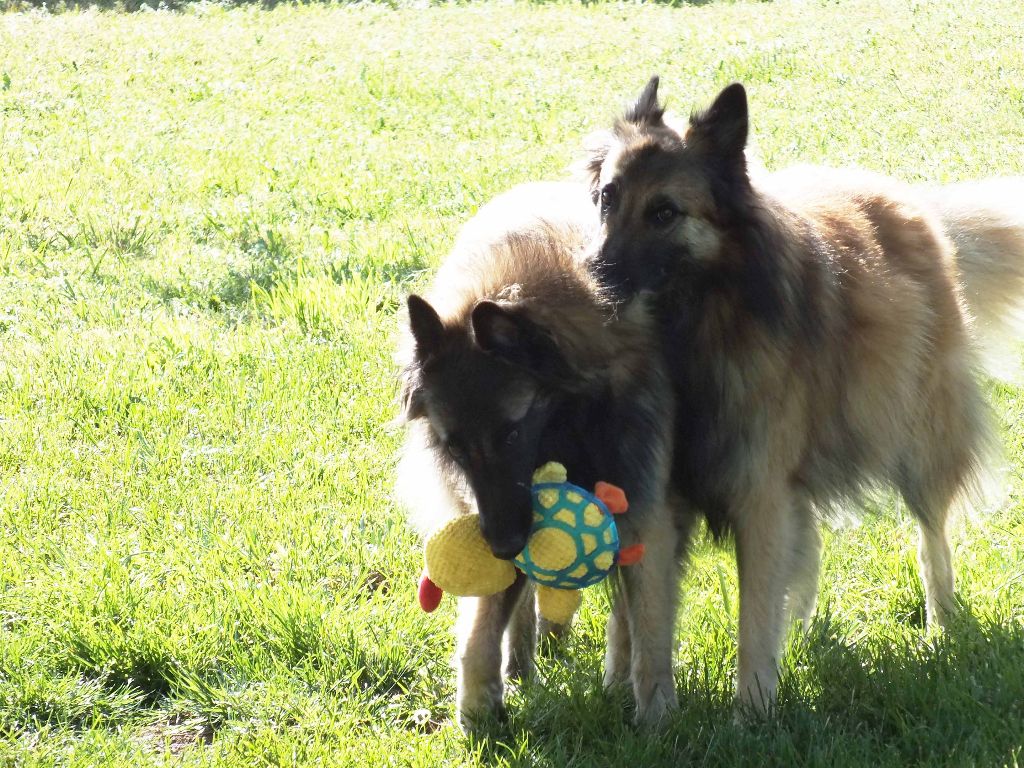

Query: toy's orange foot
(594, 482), (628, 514)
(617, 543), (645, 566)
(418, 574), (443, 612)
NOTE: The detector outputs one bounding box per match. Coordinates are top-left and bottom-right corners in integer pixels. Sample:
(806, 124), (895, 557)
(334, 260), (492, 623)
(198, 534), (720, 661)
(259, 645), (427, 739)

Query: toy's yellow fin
(535, 585), (581, 626)
(532, 462), (568, 484)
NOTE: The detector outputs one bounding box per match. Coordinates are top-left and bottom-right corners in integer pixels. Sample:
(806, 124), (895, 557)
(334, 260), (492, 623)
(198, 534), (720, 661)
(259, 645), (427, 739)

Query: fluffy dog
(396, 182), (687, 729)
(584, 76), (1024, 715)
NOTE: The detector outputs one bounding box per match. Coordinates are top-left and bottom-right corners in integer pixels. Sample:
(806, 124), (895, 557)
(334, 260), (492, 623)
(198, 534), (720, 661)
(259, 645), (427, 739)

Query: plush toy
(417, 462), (645, 625)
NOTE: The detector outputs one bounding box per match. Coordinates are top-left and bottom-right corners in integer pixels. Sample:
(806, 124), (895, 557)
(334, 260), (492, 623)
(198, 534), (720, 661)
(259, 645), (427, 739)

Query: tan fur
(399, 93), (1024, 729)
(587, 82), (1024, 716)
(919, 178), (1024, 382)
(396, 183), (607, 539)
(397, 181), (683, 729)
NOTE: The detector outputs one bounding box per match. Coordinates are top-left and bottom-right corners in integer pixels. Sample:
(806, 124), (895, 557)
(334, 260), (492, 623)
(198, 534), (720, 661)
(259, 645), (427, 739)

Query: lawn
(0, 1), (1023, 766)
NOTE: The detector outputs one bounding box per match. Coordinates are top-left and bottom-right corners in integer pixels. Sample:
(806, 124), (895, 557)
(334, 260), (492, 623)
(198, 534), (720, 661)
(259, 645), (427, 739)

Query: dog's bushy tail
(924, 178), (1024, 382)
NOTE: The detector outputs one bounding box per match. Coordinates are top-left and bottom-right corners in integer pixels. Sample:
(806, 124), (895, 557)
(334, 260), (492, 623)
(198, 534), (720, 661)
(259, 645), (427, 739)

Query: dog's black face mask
(403, 295), (576, 560)
(583, 78), (752, 305)
(589, 201), (683, 303)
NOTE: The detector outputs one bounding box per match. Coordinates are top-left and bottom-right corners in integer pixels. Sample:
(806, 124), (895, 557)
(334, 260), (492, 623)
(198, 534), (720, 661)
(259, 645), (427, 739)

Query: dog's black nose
(488, 533), (529, 561)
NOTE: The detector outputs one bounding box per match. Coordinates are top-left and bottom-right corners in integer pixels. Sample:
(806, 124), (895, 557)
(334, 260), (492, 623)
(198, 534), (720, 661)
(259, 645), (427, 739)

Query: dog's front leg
(454, 572), (528, 731)
(504, 580), (537, 682)
(733, 487), (796, 717)
(606, 503), (695, 694)
(618, 504), (682, 727)
(603, 593), (632, 690)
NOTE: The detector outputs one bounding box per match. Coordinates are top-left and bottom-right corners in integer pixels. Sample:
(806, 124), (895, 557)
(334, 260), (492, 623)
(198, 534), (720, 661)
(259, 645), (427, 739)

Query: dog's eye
(504, 428), (520, 446)
(446, 442), (467, 466)
(650, 204), (680, 227)
(600, 183), (618, 214)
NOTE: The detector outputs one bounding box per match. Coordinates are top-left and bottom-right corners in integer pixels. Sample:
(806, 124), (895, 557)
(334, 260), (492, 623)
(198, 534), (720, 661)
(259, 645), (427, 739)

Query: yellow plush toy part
(422, 515), (516, 597)
(417, 462), (643, 625)
(417, 513), (580, 624)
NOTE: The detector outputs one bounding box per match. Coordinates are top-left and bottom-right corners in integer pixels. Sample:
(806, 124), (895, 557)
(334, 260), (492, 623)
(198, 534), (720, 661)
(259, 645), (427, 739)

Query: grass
(0, 1), (1023, 765)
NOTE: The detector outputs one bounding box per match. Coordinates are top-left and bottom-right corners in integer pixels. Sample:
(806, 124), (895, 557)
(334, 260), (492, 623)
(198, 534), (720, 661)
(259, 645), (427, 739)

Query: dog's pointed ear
(471, 300), (578, 386)
(407, 294), (444, 359)
(398, 365), (427, 421)
(623, 75), (665, 127)
(399, 294), (442, 422)
(471, 300), (523, 355)
(581, 129), (616, 203)
(686, 82), (748, 160)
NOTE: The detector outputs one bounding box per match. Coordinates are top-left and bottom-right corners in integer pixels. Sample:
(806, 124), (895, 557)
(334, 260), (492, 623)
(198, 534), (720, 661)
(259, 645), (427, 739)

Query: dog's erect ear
(623, 75), (665, 127)
(471, 300), (577, 386)
(686, 82), (749, 160)
(407, 294), (445, 359)
(399, 294), (440, 421)
(581, 76), (664, 201)
(581, 129), (616, 202)
(398, 366), (427, 421)
(471, 300), (523, 354)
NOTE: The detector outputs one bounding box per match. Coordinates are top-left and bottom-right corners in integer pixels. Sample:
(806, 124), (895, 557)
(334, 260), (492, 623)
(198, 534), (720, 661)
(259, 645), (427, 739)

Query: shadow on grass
(467, 609), (1024, 768)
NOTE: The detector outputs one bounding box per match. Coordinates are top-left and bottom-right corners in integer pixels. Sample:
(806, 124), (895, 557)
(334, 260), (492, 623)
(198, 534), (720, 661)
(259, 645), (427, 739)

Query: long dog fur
(585, 77), (1024, 714)
(396, 182), (687, 729)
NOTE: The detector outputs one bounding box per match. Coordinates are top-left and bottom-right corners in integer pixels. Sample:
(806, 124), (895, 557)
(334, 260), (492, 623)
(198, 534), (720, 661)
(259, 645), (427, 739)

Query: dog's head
(584, 78), (754, 303)
(400, 294), (578, 560)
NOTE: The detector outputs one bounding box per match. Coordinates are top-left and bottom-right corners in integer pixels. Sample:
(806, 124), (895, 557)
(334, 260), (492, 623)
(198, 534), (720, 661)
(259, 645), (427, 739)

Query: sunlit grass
(1, 2), (1022, 765)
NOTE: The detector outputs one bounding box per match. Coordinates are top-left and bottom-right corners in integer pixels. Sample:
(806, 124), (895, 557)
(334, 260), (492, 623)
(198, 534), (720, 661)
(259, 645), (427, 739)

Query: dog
(583, 76), (1024, 715)
(396, 181), (689, 729)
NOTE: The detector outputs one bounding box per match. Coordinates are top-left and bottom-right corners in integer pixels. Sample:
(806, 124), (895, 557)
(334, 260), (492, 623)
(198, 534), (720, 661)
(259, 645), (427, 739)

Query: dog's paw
(457, 702), (507, 735)
(456, 677), (504, 735)
(602, 625), (631, 690)
(732, 684), (775, 725)
(602, 647), (631, 692)
(632, 676), (677, 728)
(503, 646), (535, 684)
(503, 657), (534, 685)
(603, 666), (631, 692)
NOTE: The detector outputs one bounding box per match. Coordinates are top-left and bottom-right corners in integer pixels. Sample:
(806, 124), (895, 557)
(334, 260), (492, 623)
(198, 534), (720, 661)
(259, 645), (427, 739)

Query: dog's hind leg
(917, 517), (955, 628)
(899, 461), (961, 629)
(900, 468), (958, 628)
(455, 572), (528, 731)
(897, 365), (985, 629)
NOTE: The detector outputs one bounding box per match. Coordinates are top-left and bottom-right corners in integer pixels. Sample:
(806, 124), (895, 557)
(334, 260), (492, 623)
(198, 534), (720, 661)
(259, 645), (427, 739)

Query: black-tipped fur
(586, 78), (1002, 715)
(623, 75), (665, 126)
(396, 181), (685, 729)
(686, 81), (748, 161)
(583, 77), (668, 202)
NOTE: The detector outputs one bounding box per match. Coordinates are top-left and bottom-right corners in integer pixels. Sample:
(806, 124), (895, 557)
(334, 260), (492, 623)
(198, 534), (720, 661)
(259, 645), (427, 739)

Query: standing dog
(584, 77), (1024, 714)
(396, 182), (686, 729)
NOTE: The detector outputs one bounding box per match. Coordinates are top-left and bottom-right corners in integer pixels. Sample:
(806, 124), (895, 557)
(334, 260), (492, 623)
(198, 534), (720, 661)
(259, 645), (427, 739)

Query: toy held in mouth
(417, 462), (645, 625)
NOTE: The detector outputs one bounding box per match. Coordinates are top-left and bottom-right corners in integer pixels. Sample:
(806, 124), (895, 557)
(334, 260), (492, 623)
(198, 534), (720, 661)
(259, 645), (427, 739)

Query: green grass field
(1, 2), (1023, 765)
